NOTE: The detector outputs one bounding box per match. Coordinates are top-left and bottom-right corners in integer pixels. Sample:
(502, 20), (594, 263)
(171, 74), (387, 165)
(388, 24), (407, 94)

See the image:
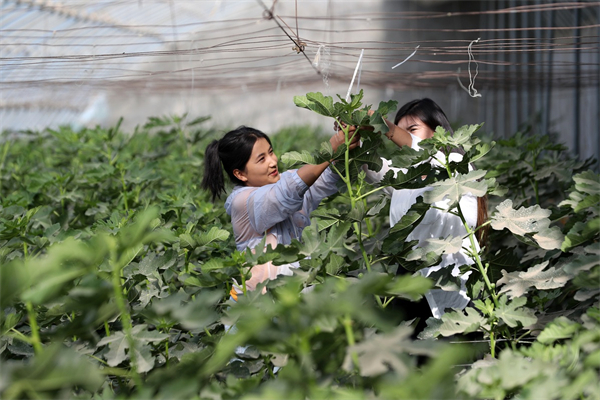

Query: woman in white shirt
(362, 98), (488, 332)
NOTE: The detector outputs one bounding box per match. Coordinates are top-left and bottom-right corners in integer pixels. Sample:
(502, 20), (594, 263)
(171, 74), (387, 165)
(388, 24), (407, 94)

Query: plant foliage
(0, 94), (598, 399)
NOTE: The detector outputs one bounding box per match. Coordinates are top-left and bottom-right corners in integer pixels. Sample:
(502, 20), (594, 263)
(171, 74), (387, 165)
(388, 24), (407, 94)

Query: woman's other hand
(367, 109), (411, 147)
(330, 125), (360, 153)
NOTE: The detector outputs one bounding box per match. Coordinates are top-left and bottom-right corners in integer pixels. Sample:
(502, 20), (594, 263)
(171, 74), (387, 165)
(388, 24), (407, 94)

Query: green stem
(489, 321), (496, 358)
(110, 244), (142, 388)
(120, 168), (129, 213)
(355, 185), (387, 201)
(457, 202), (499, 307)
(88, 354), (110, 366)
(165, 340), (169, 367)
(335, 119), (383, 308)
(342, 314), (359, 371)
(26, 302), (43, 355)
(104, 321), (111, 337)
(9, 328), (33, 343)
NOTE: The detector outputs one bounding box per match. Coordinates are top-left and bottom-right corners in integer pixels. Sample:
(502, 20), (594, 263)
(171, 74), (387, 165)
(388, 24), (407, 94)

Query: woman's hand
(330, 124), (360, 153)
(367, 109), (412, 147)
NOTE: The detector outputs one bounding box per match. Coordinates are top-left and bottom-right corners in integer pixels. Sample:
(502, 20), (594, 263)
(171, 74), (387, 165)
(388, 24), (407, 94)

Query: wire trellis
(1, 0), (598, 162)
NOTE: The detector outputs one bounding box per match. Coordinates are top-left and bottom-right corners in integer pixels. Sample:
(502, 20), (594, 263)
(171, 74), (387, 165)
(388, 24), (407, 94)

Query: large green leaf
(537, 317), (581, 344)
(342, 326), (435, 377)
(438, 307), (486, 336)
(385, 274), (433, 300)
(97, 324), (168, 372)
(293, 92), (335, 117)
(491, 200), (551, 235)
(494, 296), (537, 328)
(424, 170), (487, 204)
(496, 261), (572, 298)
(379, 163), (432, 190)
(280, 150), (317, 167)
(197, 226), (230, 246)
(562, 218), (599, 252)
(406, 236), (464, 261)
(491, 199), (563, 249)
(1, 343), (104, 399)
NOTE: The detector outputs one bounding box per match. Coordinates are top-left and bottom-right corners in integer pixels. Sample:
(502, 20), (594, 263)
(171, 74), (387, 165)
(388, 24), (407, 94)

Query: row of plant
(0, 92), (598, 399)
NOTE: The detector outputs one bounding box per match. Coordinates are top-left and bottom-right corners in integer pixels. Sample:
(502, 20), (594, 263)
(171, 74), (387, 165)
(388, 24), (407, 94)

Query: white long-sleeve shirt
(364, 133), (478, 318)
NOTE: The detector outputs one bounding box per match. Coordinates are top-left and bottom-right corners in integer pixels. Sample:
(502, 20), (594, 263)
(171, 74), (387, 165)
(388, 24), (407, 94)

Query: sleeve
(246, 170), (309, 234)
(295, 167), (340, 224)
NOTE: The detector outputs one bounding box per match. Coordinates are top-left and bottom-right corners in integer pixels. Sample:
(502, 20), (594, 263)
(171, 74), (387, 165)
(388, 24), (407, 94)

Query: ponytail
(202, 139), (225, 201)
(476, 195), (489, 249)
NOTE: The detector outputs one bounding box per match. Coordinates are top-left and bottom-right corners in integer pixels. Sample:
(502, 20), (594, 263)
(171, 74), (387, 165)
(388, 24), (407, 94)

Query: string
(345, 49), (364, 102)
(457, 38), (482, 98)
(391, 45), (419, 69)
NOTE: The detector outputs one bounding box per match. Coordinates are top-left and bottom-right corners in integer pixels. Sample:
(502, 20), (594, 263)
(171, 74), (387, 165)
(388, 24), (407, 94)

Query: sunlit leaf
(497, 261), (572, 299)
(424, 170), (487, 204)
(293, 92), (335, 117)
(494, 296), (537, 328)
(537, 317), (581, 344)
(197, 226), (230, 246)
(406, 236), (464, 261)
(438, 308), (486, 336)
(280, 150), (316, 167)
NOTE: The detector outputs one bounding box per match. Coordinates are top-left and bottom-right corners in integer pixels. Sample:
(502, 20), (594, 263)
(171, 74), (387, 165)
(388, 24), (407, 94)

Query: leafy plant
(0, 95), (598, 400)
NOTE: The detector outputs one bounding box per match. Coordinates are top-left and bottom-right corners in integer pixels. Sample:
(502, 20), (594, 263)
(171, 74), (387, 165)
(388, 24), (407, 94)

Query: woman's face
(234, 138), (280, 187)
(397, 115), (435, 140)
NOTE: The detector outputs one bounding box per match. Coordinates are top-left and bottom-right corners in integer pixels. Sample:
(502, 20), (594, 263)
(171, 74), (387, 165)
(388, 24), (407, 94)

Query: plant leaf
(406, 236), (464, 261)
(491, 199), (563, 249)
(197, 226), (230, 246)
(293, 92), (335, 117)
(494, 296), (537, 328)
(281, 150), (316, 167)
(424, 170), (487, 204)
(497, 261), (572, 299)
(438, 307), (486, 336)
(537, 317), (581, 344)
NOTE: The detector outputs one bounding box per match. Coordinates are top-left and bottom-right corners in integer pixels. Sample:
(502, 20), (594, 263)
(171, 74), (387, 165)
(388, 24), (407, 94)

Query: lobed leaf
(293, 92), (335, 117)
(497, 261), (572, 299)
(438, 307), (486, 336)
(494, 296), (537, 328)
(280, 150), (316, 167)
(537, 316), (581, 344)
(424, 170), (487, 204)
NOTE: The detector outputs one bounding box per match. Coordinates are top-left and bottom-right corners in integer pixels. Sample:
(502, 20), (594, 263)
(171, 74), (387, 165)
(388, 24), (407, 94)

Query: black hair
(201, 126), (272, 201)
(394, 98), (453, 135)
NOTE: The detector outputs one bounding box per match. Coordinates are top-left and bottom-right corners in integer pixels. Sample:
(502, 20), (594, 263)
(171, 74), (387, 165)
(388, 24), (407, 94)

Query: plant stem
(10, 328), (33, 343)
(26, 302), (43, 355)
(334, 119), (383, 308)
(342, 314), (359, 371)
(457, 202), (499, 307)
(109, 243), (142, 388)
(355, 186), (387, 201)
(120, 169), (129, 213)
(489, 321), (496, 358)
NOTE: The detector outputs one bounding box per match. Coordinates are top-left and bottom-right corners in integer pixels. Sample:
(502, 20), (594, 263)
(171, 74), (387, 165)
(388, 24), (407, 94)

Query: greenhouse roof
(1, 0), (598, 137)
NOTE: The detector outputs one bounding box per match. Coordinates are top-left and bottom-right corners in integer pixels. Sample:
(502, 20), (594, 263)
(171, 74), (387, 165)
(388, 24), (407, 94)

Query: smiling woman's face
(397, 115), (435, 140)
(233, 138), (280, 187)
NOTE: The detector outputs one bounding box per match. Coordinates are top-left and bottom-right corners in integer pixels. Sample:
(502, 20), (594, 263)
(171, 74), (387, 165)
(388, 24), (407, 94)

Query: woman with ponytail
(202, 126), (360, 298)
(357, 98), (488, 331)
